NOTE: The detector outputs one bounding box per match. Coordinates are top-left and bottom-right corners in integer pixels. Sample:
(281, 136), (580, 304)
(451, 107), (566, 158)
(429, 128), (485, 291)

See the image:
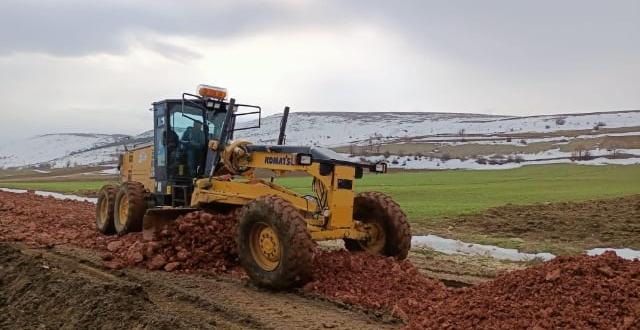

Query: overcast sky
(1, 0), (638, 140)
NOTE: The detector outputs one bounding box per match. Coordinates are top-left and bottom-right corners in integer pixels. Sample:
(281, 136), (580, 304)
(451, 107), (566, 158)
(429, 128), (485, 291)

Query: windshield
(169, 104), (203, 140)
(166, 104), (208, 178)
(206, 110), (227, 141)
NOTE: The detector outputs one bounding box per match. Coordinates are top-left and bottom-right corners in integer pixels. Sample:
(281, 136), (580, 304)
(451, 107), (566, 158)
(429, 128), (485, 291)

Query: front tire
(237, 195), (315, 289)
(113, 182), (147, 235)
(95, 184), (118, 235)
(344, 192), (411, 259)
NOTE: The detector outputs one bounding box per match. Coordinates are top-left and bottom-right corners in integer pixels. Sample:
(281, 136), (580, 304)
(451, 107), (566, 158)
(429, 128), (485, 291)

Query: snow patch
(347, 148), (640, 170)
(587, 248), (640, 260)
(413, 235), (640, 261)
(0, 187), (96, 203)
(412, 235), (556, 261)
(100, 168), (119, 175)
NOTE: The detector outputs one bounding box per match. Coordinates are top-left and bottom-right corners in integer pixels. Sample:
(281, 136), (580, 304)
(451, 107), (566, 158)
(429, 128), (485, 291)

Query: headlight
(297, 154), (313, 165)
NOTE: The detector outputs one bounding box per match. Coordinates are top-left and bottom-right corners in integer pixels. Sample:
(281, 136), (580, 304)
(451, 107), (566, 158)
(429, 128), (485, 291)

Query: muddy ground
(1, 190), (640, 329)
(424, 194), (640, 254)
(1, 242), (394, 329)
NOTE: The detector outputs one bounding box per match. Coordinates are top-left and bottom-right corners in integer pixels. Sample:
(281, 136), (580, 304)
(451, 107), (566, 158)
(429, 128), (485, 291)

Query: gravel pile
(308, 250), (640, 329)
(0, 191), (240, 273)
(102, 210), (240, 272)
(0, 190), (101, 249)
(418, 251), (640, 329)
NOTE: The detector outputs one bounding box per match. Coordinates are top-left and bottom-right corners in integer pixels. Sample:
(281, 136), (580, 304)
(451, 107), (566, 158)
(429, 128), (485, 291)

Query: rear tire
(113, 182), (148, 235)
(95, 184), (117, 235)
(344, 191), (411, 260)
(237, 195), (315, 289)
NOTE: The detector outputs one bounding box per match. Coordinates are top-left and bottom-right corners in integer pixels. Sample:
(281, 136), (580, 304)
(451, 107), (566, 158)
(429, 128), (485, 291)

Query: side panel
(326, 165), (356, 229)
(120, 146), (155, 191)
(245, 153), (355, 228)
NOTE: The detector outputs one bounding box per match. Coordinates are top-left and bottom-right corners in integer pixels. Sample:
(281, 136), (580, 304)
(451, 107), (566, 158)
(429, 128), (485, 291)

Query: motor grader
(95, 84), (411, 289)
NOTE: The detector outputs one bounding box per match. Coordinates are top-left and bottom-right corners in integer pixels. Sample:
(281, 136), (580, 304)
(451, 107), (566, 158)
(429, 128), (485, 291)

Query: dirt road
(0, 242), (396, 329)
(2, 190), (639, 329)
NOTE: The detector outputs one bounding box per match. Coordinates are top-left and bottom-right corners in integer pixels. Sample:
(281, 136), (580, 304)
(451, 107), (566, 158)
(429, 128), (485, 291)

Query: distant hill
(1, 110), (639, 170)
(237, 110), (640, 147)
(0, 133), (151, 169)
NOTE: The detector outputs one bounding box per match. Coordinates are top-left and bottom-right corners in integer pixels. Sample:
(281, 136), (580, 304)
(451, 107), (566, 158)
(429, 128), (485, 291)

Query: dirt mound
(0, 191), (241, 273)
(306, 250), (448, 319)
(103, 210), (240, 273)
(420, 251), (640, 329)
(448, 194), (640, 250)
(306, 251), (640, 329)
(0, 190), (99, 248)
(0, 243), (193, 329)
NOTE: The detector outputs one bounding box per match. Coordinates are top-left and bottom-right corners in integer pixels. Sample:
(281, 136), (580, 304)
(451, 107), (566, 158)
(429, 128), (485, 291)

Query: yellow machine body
(119, 146), (370, 241)
(190, 151), (368, 241)
(119, 145), (155, 191)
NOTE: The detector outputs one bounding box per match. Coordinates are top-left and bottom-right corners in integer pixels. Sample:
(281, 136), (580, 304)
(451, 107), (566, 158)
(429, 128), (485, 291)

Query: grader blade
(142, 208), (197, 240)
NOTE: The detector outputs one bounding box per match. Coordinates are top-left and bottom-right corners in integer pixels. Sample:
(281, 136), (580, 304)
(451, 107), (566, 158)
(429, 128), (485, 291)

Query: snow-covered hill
(2, 110), (639, 170)
(0, 133), (151, 169)
(237, 110), (640, 170)
(0, 134), (124, 169)
(238, 110), (640, 147)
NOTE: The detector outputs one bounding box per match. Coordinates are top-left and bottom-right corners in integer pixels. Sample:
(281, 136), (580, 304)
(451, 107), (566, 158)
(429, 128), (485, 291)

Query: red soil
(1, 190), (639, 329)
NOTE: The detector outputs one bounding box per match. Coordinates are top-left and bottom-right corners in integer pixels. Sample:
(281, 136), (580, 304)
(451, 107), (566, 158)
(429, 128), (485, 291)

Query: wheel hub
(98, 198), (108, 224)
(118, 195), (129, 225)
(250, 223), (281, 271)
(360, 221), (386, 253)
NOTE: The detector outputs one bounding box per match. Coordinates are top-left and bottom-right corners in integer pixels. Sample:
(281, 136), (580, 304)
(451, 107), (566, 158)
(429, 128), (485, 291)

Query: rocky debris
(419, 251), (640, 329)
(106, 240), (123, 252)
(164, 262), (180, 272)
(0, 190), (101, 249)
(306, 250), (449, 317)
(104, 210), (240, 273)
(307, 250), (640, 329)
(0, 191), (240, 273)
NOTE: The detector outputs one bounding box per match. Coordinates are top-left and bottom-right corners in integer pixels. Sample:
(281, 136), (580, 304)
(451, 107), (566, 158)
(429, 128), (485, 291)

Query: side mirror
(231, 104), (262, 131)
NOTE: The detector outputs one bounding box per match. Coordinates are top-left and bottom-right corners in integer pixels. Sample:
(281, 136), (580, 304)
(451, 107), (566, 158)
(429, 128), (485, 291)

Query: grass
(2, 164), (638, 254)
(275, 164), (640, 224)
(0, 180), (113, 194)
(2, 163), (639, 223)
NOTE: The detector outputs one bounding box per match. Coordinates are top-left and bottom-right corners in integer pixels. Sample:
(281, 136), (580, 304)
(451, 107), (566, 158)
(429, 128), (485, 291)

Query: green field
(275, 164), (640, 225)
(2, 164), (639, 226)
(0, 180), (114, 195)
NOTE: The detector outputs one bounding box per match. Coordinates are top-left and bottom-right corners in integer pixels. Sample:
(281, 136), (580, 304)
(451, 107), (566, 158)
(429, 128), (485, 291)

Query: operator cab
(152, 85), (261, 207)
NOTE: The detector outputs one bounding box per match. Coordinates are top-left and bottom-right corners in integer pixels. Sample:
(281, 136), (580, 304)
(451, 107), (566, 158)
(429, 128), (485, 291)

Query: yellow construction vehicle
(95, 84), (411, 289)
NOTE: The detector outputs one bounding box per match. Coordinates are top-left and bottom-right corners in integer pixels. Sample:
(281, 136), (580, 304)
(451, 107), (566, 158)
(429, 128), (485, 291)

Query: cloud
(0, 0), (324, 56)
(0, 0), (638, 142)
(2, 0), (639, 65)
